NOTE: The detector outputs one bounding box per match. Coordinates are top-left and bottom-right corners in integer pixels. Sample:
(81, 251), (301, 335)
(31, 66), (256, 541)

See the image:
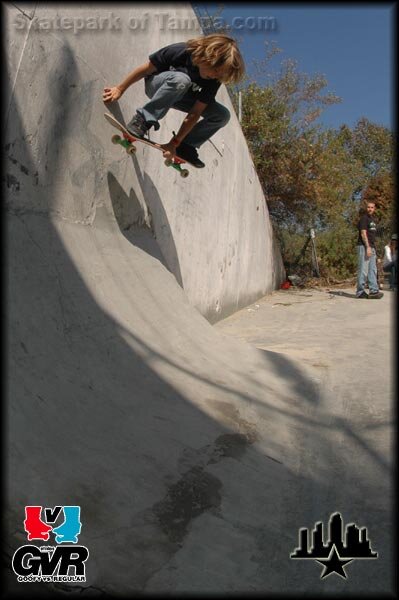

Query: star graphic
(315, 545), (353, 579)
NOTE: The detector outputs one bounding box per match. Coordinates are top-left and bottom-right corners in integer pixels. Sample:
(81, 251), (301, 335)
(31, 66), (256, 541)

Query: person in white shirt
(383, 233), (397, 290)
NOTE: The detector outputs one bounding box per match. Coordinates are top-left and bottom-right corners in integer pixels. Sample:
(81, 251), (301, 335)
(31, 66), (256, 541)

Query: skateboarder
(102, 33), (245, 168)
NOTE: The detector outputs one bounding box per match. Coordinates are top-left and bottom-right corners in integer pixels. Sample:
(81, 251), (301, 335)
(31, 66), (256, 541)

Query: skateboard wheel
(180, 169), (189, 178)
(126, 145), (136, 155)
(111, 134), (121, 144)
(164, 158), (173, 167)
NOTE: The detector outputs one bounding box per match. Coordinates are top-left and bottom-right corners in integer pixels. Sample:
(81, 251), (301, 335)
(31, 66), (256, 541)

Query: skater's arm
(173, 101), (207, 145)
(103, 61), (157, 103)
(116, 61), (157, 92)
(161, 101), (207, 157)
(161, 101), (207, 159)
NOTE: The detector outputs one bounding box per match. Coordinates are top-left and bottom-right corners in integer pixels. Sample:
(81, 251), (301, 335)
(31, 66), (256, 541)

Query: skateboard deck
(104, 113), (191, 178)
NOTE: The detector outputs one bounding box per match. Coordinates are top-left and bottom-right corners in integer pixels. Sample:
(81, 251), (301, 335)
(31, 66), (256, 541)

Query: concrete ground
(216, 285), (395, 594)
(7, 208), (395, 596)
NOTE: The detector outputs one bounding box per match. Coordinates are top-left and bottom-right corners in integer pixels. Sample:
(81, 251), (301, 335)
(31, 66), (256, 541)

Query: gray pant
(134, 70), (230, 148)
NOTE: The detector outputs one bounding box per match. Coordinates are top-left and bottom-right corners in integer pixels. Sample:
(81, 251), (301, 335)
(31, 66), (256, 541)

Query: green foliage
(233, 53), (395, 281)
(316, 223), (358, 280)
(341, 118), (394, 177)
(278, 222), (358, 282)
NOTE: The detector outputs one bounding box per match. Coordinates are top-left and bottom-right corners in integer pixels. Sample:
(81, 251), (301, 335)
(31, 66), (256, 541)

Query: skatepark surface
(5, 2), (394, 596)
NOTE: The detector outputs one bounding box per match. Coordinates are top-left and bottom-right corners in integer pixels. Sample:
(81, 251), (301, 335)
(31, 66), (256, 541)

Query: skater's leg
(128, 71), (193, 133)
(172, 99), (231, 147)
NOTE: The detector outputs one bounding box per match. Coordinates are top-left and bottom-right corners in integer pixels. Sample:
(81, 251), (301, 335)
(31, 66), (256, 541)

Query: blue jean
(383, 260), (397, 288)
(356, 245), (378, 296)
(133, 71), (230, 147)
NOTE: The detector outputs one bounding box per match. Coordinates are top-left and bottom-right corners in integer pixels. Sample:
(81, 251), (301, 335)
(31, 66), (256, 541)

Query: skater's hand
(161, 142), (177, 158)
(103, 86), (123, 103)
(366, 246), (372, 258)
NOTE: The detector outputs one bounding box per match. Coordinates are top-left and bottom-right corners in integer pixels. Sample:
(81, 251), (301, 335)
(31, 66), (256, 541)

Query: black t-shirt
(148, 42), (221, 104)
(357, 214), (377, 247)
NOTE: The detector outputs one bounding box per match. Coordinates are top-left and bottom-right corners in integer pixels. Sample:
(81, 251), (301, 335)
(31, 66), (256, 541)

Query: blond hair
(186, 34), (245, 85)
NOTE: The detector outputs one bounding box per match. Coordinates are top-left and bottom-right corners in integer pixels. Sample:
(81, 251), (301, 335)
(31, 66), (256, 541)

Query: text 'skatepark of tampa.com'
(13, 11), (277, 35)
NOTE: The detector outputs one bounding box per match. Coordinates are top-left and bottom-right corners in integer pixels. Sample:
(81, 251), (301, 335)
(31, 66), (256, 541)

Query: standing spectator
(356, 201), (384, 299)
(383, 233), (397, 290)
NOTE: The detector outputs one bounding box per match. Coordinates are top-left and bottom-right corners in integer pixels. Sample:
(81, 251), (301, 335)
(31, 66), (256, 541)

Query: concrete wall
(5, 2), (284, 322)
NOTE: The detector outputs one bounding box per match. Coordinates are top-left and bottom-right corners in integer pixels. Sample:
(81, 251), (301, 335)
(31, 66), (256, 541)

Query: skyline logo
(12, 506), (89, 584)
(291, 512), (378, 579)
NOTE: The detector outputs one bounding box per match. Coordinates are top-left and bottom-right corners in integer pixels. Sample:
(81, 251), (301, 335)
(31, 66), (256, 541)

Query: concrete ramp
(7, 205), (307, 594)
(5, 2), (391, 596)
(5, 2), (284, 323)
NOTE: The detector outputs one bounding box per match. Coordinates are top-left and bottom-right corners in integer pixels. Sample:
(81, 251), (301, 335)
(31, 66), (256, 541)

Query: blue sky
(198, 3), (394, 131)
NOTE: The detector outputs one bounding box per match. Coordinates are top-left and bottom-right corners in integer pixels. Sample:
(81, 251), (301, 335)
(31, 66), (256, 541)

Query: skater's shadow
(105, 102), (184, 287)
(328, 290), (358, 299)
(107, 172), (168, 268)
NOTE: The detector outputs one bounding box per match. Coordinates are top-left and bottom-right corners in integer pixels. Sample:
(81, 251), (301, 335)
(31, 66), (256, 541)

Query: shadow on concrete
(104, 101), (184, 287)
(328, 290), (358, 299)
(107, 171), (168, 267)
(258, 349), (320, 405)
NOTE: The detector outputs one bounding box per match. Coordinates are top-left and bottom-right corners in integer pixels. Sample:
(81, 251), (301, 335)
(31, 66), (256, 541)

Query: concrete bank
(5, 2), (284, 323)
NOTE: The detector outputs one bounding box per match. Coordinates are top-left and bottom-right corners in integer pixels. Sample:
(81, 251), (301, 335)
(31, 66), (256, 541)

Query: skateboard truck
(106, 112), (190, 178)
(112, 134), (189, 178)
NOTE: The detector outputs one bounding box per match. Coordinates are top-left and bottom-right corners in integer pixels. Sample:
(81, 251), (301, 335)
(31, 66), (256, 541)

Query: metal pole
(310, 228), (320, 277)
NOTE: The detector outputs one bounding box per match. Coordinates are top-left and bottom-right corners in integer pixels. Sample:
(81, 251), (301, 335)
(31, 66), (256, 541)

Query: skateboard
(104, 113), (190, 178)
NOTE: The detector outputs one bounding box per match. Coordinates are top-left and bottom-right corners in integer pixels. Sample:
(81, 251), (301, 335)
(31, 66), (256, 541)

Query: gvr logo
(12, 506), (89, 582)
(12, 545), (89, 577)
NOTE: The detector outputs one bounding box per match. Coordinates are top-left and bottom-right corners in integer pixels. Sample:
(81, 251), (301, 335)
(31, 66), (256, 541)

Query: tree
(363, 171), (396, 256)
(234, 52), (395, 281)
(345, 117), (394, 177)
(236, 59), (347, 231)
